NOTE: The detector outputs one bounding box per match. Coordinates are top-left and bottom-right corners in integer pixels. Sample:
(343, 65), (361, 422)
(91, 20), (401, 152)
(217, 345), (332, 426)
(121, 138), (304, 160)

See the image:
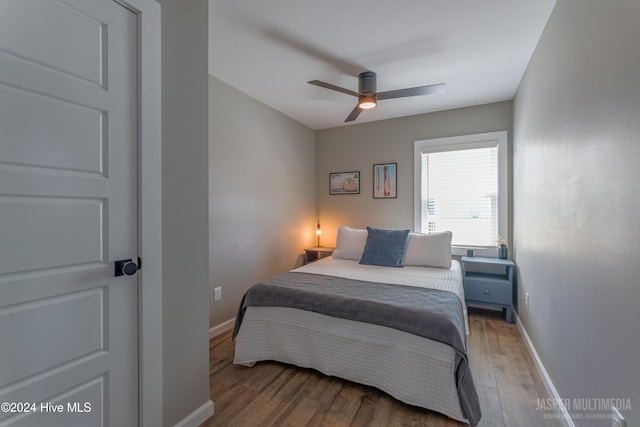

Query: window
(414, 131), (508, 254)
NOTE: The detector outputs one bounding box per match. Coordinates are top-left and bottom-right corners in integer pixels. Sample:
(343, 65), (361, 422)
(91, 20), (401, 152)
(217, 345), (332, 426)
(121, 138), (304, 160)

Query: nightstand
(304, 247), (335, 264)
(461, 256), (515, 323)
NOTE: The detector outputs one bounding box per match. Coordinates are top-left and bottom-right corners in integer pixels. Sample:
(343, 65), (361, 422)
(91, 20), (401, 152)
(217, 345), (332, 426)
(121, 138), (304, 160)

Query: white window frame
(414, 131), (508, 257)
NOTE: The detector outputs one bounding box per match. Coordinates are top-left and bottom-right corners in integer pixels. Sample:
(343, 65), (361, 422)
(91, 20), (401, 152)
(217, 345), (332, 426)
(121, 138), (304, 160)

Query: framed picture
(330, 171), (360, 195)
(373, 163), (397, 198)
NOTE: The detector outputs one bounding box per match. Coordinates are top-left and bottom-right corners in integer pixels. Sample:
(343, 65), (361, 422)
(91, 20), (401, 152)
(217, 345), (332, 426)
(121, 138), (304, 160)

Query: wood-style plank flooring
(202, 308), (564, 426)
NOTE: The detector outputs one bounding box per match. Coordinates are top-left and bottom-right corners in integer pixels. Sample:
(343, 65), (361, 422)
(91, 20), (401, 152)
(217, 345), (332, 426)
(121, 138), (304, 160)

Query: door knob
(115, 258), (139, 277)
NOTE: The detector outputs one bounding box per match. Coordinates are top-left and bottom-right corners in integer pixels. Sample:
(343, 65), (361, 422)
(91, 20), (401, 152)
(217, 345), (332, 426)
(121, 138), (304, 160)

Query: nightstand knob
(483, 289), (490, 295)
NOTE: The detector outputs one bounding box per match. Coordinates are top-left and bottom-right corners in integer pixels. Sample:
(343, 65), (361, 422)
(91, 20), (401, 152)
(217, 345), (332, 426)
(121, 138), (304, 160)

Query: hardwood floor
(202, 309), (564, 426)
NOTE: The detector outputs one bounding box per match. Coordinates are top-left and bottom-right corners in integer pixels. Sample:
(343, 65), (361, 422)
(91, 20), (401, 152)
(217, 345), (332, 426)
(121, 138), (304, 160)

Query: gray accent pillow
(359, 227), (410, 268)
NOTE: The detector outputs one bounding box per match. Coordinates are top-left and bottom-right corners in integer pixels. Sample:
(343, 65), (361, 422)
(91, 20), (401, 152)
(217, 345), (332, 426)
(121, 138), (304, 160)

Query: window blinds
(421, 143), (498, 247)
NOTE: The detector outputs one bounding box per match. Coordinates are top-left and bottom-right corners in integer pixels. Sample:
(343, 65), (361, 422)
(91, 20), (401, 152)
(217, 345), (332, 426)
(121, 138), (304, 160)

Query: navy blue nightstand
(461, 256), (515, 323)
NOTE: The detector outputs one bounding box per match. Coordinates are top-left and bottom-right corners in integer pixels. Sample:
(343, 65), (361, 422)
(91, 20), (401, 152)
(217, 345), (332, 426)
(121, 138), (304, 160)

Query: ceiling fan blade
(377, 83), (446, 100)
(308, 80), (359, 97)
(345, 105), (363, 122)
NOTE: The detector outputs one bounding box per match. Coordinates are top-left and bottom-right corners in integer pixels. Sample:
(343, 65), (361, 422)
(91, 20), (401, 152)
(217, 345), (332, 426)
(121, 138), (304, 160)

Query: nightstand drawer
(464, 278), (512, 305)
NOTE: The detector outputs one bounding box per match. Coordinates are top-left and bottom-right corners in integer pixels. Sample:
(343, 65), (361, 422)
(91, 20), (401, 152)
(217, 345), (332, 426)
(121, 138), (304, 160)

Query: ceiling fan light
(358, 94), (377, 110)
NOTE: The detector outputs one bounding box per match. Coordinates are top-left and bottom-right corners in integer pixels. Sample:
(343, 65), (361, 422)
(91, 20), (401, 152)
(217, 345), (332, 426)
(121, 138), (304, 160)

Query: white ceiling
(209, 0), (556, 130)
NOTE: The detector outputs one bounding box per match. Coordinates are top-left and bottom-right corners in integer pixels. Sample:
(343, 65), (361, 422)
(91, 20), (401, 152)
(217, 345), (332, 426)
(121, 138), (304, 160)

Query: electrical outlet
(612, 406), (626, 427)
(214, 286), (222, 302)
(525, 293), (530, 309)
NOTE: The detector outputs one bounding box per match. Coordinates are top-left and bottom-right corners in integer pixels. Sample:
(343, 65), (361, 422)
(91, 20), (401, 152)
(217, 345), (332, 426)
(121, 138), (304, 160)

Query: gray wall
(209, 76), (316, 327)
(513, 0), (640, 425)
(162, 0), (211, 425)
(316, 102), (513, 246)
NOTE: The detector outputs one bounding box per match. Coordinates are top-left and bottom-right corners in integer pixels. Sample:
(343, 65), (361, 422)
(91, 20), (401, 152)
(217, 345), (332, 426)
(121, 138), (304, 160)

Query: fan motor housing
(358, 71), (377, 95)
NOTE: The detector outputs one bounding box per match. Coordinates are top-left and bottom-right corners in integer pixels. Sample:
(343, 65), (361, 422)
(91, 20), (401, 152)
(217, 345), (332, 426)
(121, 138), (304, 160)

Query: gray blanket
(233, 271), (481, 426)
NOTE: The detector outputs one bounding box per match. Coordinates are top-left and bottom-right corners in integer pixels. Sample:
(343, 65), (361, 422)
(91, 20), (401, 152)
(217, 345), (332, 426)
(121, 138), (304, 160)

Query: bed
(232, 226), (481, 425)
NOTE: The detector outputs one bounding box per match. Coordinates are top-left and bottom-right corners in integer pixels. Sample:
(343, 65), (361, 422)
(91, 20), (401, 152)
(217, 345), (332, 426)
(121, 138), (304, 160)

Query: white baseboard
(209, 317), (236, 339)
(172, 400), (214, 427)
(514, 311), (574, 427)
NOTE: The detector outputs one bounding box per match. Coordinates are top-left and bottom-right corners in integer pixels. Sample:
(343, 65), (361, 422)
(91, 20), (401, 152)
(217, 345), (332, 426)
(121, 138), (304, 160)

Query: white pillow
(332, 226), (368, 260)
(403, 231), (452, 268)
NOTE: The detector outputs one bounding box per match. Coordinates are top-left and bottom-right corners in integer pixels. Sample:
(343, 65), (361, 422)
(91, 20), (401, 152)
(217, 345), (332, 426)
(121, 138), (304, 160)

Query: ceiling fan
(308, 71), (445, 122)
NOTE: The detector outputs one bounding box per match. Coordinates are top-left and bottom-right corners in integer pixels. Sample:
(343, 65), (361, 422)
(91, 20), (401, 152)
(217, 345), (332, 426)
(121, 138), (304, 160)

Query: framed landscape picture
(373, 163), (397, 198)
(330, 171), (360, 195)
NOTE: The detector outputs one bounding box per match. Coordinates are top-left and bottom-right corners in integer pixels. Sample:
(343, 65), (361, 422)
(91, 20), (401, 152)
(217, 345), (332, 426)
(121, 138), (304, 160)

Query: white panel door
(0, 1), (139, 425)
